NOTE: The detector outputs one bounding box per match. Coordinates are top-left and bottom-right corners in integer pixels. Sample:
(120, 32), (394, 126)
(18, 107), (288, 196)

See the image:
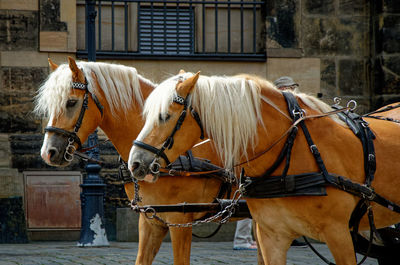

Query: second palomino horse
(128, 71), (400, 265)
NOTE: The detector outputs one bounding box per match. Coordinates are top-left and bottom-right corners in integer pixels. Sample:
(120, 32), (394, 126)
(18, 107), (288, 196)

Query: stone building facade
(0, 0), (399, 242)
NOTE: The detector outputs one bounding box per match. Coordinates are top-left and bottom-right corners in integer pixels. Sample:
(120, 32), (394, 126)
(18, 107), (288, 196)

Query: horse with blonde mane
(35, 58), (261, 265)
(128, 71), (400, 265)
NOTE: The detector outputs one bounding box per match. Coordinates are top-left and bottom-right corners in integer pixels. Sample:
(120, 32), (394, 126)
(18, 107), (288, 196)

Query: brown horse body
(128, 72), (400, 265)
(37, 58), (245, 265)
(244, 92), (400, 264)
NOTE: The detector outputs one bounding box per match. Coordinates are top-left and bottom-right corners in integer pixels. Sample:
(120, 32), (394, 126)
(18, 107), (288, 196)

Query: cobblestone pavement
(0, 241), (378, 265)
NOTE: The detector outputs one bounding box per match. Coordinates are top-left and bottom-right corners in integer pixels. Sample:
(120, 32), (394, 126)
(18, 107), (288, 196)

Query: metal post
(86, 0), (96, 62)
(77, 0), (109, 247)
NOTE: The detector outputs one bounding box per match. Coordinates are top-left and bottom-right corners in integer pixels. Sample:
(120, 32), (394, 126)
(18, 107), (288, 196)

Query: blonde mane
(35, 61), (154, 118)
(143, 73), (343, 169)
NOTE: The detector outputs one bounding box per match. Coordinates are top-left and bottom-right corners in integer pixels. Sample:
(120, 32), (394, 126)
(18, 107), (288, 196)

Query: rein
(44, 76), (104, 162)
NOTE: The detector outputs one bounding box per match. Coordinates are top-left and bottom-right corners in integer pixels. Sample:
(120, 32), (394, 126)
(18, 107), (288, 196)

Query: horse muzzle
(41, 133), (74, 167)
(128, 148), (160, 180)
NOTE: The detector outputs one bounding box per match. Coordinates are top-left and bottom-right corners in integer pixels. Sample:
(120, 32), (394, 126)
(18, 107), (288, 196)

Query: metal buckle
(64, 138), (76, 162)
(310, 144), (318, 154)
(293, 109), (306, 119)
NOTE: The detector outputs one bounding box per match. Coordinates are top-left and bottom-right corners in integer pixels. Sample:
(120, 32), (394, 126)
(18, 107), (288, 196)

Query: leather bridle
(44, 76), (104, 162)
(133, 93), (204, 172)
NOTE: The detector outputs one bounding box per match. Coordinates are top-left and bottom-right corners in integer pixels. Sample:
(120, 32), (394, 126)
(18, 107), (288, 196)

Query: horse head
(36, 57), (104, 166)
(128, 70), (203, 180)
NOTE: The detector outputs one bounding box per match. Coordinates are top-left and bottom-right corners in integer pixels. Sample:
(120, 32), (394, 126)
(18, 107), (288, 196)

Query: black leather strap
(133, 140), (171, 165)
(44, 126), (82, 149)
(133, 91), (205, 166)
(190, 107), (204, 140)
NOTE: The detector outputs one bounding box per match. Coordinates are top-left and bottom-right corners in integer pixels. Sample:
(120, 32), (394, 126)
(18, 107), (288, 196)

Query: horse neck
(99, 77), (155, 161)
(236, 90), (326, 176)
(240, 89), (357, 178)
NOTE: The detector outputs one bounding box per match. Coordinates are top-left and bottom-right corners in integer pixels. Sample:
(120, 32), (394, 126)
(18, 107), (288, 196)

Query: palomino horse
(128, 71), (400, 265)
(35, 58), (259, 265)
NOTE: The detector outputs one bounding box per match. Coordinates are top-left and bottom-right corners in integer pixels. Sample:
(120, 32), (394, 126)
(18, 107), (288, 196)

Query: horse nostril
(48, 147), (58, 161)
(131, 162), (140, 171)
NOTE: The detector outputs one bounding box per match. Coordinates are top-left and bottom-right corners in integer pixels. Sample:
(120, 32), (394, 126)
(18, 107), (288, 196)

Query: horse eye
(66, 99), (77, 108)
(159, 113), (171, 122)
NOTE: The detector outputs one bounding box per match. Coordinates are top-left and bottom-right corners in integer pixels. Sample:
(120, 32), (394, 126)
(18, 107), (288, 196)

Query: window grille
(77, 0), (266, 61)
(138, 5), (194, 55)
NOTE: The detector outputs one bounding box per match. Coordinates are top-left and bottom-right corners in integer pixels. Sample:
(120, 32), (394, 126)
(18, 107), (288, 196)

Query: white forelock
(34, 61), (153, 118)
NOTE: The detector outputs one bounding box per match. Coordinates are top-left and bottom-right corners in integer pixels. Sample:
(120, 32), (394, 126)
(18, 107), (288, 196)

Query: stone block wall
(372, 0), (400, 106)
(265, 0), (400, 112)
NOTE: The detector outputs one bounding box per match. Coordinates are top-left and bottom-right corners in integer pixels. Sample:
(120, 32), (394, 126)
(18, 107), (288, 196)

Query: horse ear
(68, 56), (85, 82)
(68, 56), (81, 75)
(48, 58), (58, 71)
(177, 71), (200, 96)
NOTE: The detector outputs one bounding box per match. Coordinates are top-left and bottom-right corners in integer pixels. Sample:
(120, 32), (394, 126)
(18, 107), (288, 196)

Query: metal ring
(149, 159), (161, 175)
(334, 97), (341, 105)
(144, 207), (156, 219)
(64, 139), (76, 162)
(347, 100), (357, 111)
(64, 150), (74, 162)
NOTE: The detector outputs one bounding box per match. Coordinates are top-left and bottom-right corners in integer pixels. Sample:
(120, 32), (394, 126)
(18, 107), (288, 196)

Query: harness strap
(133, 140), (171, 165)
(132, 92), (205, 167)
(283, 92), (331, 179)
(91, 93), (104, 117)
(44, 126), (83, 149)
(259, 128), (298, 177)
(74, 92), (89, 133)
(363, 103), (400, 116)
(242, 172), (327, 198)
(190, 107), (204, 140)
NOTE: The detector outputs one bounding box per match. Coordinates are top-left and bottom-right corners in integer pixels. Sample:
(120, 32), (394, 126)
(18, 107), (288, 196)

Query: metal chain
(132, 178), (142, 205)
(133, 189), (243, 227)
(117, 156), (142, 206)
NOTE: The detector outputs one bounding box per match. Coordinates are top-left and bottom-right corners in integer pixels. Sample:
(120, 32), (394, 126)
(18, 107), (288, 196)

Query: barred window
(138, 5), (194, 55)
(77, 0), (266, 61)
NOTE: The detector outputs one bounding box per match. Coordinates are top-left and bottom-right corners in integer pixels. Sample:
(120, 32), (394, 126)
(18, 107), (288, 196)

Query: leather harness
(239, 92), (400, 261)
(133, 93), (204, 166)
(44, 77), (104, 161)
(240, 92), (400, 215)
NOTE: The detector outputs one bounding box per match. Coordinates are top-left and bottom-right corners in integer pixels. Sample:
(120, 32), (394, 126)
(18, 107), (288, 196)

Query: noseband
(44, 76), (104, 162)
(133, 93), (204, 169)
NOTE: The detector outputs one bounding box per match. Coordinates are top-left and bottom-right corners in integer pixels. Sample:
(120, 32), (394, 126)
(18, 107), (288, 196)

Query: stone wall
(265, 0), (400, 112)
(372, 0), (400, 106)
